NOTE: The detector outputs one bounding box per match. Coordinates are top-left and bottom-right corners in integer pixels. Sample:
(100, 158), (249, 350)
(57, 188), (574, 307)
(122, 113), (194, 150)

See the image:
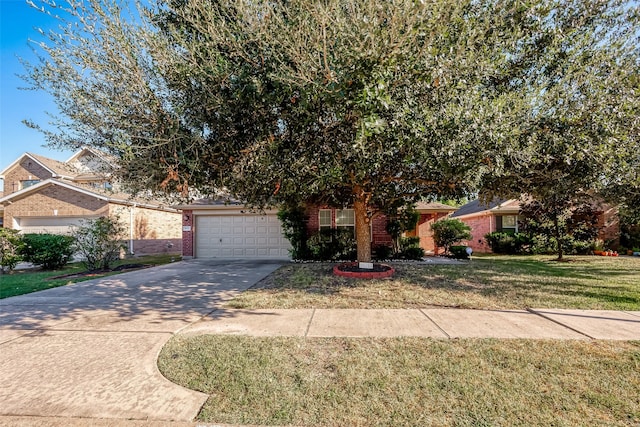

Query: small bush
(450, 245), (470, 259)
(20, 233), (75, 270)
(373, 244), (394, 260)
(399, 236), (424, 260)
(484, 232), (535, 255)
(277, 206), (310, 260)
(73, 216), (126, 270)
(399, 246), (425, 260)
(307, 229), (356, 261)
(431, 219), (472, 254)
(0, 229), (24, 272)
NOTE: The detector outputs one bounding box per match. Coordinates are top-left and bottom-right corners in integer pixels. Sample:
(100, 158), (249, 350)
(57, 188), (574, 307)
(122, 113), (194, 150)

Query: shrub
(307, 229), (356, 261)
(450, 245), (470, 259)
(277, 206), (310, 260)
(431, 219), (472, 254)
(399, 236), (424, 260)
(73, 216), (126, 270)
(373, 244), (394, 261)
(20, 233), (75, 270)
(484, 232), (535, 255)
(0, 229), (24, 273)
(386, 205), (420, 255)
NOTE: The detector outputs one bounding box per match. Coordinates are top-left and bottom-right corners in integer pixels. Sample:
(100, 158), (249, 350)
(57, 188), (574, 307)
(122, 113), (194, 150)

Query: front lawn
(0, 254), (180, 299)
(228, 255), (640, 310)
(159, 336), (640, 426)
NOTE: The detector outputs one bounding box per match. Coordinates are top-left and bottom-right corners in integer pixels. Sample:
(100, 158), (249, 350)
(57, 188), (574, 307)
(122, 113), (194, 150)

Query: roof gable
(451, 198), (514, 218)
(66, 148), (115, 175)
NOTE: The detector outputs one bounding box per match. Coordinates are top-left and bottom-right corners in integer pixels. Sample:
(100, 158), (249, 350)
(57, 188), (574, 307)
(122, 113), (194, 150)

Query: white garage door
(195, 214), (291, 258)
(17, 217), (86, 235)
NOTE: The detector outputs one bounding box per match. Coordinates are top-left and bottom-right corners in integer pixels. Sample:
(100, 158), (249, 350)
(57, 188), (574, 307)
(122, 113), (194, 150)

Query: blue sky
(1, 0), (74, 176)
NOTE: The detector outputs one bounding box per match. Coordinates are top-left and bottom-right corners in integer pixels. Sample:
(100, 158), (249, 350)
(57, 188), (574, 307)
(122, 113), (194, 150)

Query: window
(319, 209), (332, 231)
(501, 215), (518, 231)
(336, 209), (355, 234)
(336, 209), (354, 228)
(20, 180), (40, 190)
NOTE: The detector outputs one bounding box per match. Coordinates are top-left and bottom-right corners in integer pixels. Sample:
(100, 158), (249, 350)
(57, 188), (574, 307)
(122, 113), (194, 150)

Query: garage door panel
(17, 217), (86, 235)
(195, 214), (290, 258)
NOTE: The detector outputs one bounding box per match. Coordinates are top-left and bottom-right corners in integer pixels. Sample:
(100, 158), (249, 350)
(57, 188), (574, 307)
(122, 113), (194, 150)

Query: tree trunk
(353, 192), (372, 263)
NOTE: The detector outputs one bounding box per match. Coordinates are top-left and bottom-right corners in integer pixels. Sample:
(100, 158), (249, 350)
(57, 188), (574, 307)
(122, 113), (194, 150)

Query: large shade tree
(23, 0), (638, 262)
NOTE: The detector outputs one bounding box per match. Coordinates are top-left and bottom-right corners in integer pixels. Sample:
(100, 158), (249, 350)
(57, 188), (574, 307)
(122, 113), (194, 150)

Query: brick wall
(372, 214), (393, 246)
(411, 212), (450, 254)
(182, 209), (194, 257)
(305, 205), (393, 246)
(459, 214), (494, 253)
(110, 204), (182, 255)
(4, 185), (109, 228)
(130, 238), (182, 255)
(3, 158), (54, 194)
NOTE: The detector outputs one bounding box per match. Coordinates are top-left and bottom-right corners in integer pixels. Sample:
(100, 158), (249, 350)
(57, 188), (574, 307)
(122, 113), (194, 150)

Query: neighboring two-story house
(0, 148), (182, 255)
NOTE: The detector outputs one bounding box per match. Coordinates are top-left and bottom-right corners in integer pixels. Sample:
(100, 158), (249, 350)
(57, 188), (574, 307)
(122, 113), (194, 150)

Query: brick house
(179, 199), (455, 259)
(0, 149), (182, 255)
(451, 198), (619, 253)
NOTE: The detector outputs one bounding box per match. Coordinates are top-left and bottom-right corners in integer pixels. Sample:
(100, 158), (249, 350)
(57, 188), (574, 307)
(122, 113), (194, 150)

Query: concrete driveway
(0, 259), (284, 423)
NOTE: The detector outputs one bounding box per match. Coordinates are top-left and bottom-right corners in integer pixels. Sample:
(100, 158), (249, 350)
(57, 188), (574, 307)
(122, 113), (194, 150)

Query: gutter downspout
(129, 203), (136, 255)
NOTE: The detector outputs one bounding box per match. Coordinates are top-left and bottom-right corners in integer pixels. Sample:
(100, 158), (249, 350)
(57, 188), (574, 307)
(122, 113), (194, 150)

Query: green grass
(0, 254), (180, 299)
(228, 255), (640, 310)
(159, 336), (640, 426)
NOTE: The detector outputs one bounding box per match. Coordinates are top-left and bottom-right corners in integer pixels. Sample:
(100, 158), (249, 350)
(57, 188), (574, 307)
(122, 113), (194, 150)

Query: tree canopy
(23, 0), (639, 262)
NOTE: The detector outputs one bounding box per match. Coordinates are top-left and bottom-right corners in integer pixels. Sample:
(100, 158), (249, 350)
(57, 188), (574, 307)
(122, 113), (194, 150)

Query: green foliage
(485, 232), (534, 255)
(23, 0), (639, 263)
(72, 216), (126, 270)
(386, 205), (420, 255)
(0, 229), (24, 273)
(20, 234), (75, 270)
(431, 219), (472, 254)
(277, 206), (310, 260)
(619, 207), (640, 251)
(449, 245), (470, 260)
(372, 244), (394, 261)
(518, 201), (600, 259)
(399, 236), (424, 260)
(307, 229), (356, 261)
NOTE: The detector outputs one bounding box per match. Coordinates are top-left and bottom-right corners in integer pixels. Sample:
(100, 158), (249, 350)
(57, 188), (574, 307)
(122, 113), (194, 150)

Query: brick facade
(3, 157), (55, 194)
(1, 152), (183, 256)
(458, 207), (620, 253)
(407, 212), (451, 254)
(110, 205), (182, 255)
(3, 185), (109, 229)
(459, 213), (495, 253)
(305, 205), (393, 247)
(182, 209), (194, 257)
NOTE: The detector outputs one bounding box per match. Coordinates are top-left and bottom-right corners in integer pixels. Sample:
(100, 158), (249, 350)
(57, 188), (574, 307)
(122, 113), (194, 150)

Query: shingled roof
(451, 198), (510, 218)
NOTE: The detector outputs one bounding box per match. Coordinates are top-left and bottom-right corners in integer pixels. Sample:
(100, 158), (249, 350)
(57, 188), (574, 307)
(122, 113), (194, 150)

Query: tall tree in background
(23, 0), (639, 262)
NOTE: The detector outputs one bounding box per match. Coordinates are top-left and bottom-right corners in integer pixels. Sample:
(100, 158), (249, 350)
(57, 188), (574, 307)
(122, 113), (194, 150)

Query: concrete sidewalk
(180, 307), (640, 340)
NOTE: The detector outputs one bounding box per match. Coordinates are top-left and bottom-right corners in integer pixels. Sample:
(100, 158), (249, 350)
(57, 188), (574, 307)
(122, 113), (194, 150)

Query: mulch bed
(333, 262), (395, 279)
